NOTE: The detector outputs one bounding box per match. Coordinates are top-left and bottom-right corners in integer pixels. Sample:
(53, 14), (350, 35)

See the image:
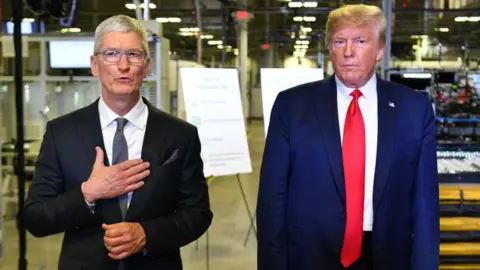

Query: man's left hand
(102, 222), (146, 260)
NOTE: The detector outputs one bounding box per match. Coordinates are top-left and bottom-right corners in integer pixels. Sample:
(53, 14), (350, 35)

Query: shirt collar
(98, 96), (148, 130)
(335, 73), (377, 100)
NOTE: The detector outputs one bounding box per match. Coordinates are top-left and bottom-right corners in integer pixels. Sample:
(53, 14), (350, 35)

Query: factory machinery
(432, 71), (480, 269)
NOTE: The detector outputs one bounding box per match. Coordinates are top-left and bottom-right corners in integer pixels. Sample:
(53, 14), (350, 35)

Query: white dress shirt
(98, 96), (149, 208)
(335, 74), (378, 231)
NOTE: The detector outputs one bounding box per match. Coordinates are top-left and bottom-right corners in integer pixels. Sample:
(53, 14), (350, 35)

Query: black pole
(12, 0), (27, 269)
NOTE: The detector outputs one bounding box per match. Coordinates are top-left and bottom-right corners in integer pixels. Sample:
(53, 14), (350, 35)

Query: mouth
(116, 77), (133, 83)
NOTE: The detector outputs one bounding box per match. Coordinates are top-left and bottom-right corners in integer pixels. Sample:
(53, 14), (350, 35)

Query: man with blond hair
(257, 4), (439, 270)
(24, 15), (212, 270)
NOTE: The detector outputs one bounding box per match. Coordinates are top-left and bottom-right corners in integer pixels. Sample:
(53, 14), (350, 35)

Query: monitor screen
(390, 73), (432, 90)
(49, 40), (94, 69)
(4, 21), (34, 34)
(436, 71), (456, 83)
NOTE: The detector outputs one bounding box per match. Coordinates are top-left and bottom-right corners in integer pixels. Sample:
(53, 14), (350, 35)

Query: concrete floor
(0, 121), (265, 270)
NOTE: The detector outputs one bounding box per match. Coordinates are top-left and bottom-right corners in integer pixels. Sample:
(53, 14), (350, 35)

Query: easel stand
(235, 174), (257, 246)
(195, 176), (213, 270)
(195, 173), (257, 269)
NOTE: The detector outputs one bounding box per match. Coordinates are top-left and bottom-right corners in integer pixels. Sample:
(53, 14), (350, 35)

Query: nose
(117, 53), (130, 70)
(343, 40), (354, 58)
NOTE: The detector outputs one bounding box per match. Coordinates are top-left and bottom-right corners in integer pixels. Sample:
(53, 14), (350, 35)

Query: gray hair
(94, 15), (149, 56)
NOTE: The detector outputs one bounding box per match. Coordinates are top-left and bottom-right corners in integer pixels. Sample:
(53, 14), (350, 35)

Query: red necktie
(340, 89), (366, 268)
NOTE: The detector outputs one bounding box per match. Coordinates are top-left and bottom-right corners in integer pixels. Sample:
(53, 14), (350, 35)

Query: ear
(143, 57), (151, 79)
(90, 55), (99, 77)
(375, 43), (385, 61)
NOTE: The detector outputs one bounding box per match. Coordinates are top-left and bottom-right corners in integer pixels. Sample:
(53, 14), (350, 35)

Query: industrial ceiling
(3, 0), (480, 64)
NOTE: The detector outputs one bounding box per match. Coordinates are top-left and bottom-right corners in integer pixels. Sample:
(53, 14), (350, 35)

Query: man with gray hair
(24, 15), (213, 270)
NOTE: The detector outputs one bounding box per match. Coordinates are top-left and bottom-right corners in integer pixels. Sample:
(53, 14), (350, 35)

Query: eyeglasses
(95, 49), (147, 63)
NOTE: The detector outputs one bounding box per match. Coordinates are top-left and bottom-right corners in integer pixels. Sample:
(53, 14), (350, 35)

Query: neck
(102, 92), (140, 117)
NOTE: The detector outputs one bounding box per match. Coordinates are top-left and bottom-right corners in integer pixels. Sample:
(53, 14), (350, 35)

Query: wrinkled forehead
(331, 25), (377, 40)
(98, 31), (146, 51)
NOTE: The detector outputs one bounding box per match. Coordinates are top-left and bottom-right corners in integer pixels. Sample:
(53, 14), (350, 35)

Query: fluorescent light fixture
(217, 45), (224, 49)
(455, 16), (480, 22)
(156, 17), (182, 23)
(288, 2), (303, 8)
(296, 40), (309, 45)
(301, 26), (312, 32)
(208, 40), (222, 45)
(294, 44), (308, 49)
(293, 16), (316, 22)
(435, 27), (449, 32)
(125, 3), (156, 9)
(410, 35), (428, 39)
(178, 32), (195, 36)
(60, 27), (81, 33)
(200, 34), (214, 39)
(179, 27), (199, 32)
(125, 3), (136, 9)
(402, 73), (432, 79)
(299, 34), (307, 39)
(140, 3), (156, 9)
(288, 1), (317, 8)
(303, 16), (316, 22)
(22, 18), (35, 22)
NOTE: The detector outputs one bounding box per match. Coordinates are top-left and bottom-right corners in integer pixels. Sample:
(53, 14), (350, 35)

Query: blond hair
(325, 4), (386, 46)
(94, 15), (149, 57)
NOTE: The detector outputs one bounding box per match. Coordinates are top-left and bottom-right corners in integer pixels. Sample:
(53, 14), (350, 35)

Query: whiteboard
(180, 68), (252, 177)
(260, 68), (323, 136)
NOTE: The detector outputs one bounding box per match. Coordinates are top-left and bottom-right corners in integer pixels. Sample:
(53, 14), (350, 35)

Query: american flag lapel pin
(388, 101), (395, 108)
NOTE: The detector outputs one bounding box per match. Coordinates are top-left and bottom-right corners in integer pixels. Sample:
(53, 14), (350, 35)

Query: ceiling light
(294, 44), (308, 49)
(301, 26), (312, 32)
(303, 16), (316, 22)
(208, 40), (222, 45)
(125, 3), (156, 9)
(22, 18), (35, 22)
(178, 32), (195, 36)
(293, 16), (316, 22)
(201, 34), (214, 39)
(125, 3), (136, 9)
(402, 73), (432, 79)
(455, 16), (480, 22)
(288, 1), (318, 8)
(179, 27), (199, 32)
(296, 40), (309, 45)
(217, 45), (224, 49)
(140, 3), (156, 9)
(60, 27), (81, 33)
(156, 17), (182, 23)
(435, 27), (449, 32)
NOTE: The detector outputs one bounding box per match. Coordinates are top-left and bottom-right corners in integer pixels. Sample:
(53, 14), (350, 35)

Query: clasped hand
(103, 222), (146, 260)
(82, 147), (151, 203)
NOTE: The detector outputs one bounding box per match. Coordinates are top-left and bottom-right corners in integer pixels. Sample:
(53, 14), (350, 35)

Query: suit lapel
(313, 76), (346, 204)
(126, 98), (169, 221)
(77, 99), (123, 223)
(373, 78), (397, 211)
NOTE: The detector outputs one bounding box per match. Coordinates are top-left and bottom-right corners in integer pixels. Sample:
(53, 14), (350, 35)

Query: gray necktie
(113, 118), (129, 220)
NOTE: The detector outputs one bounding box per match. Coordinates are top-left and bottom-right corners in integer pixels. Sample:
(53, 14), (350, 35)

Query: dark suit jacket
(257, 75), (440, 270)
(24, 98), (213, 270)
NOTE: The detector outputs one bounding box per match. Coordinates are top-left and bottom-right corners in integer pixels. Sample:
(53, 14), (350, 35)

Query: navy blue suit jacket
(257, 75), (439, 270)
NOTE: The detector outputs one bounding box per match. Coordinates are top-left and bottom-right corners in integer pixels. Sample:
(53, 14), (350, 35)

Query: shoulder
(148, 105), (198, 136)
(381, 79), (431, 108)
(46, 101), (97, 132)
(275, 77), (331, 106)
